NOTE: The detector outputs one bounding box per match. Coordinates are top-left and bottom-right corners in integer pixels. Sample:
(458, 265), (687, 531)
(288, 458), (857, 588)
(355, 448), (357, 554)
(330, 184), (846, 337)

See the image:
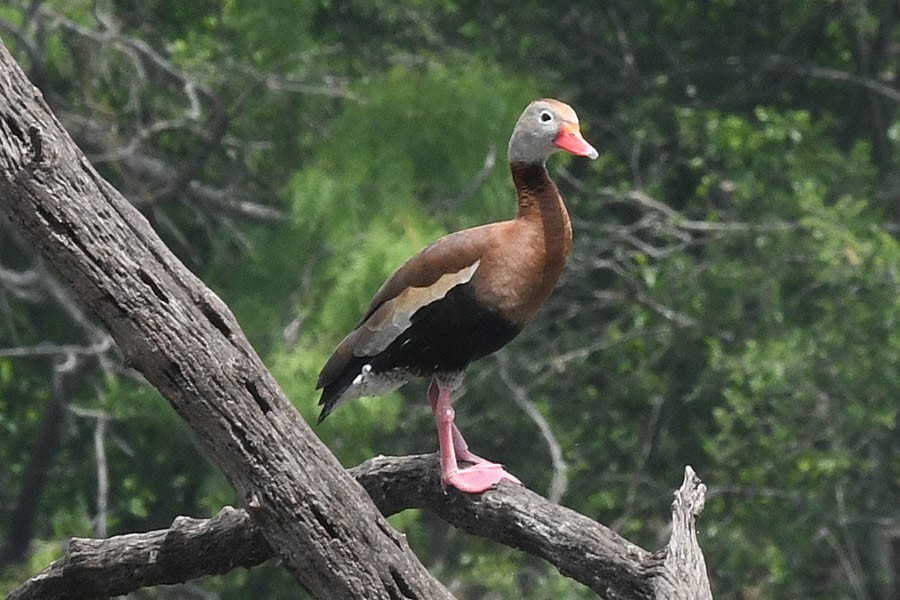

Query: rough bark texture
(0, 38), (452, 600)
(654, 466), (714, 600)
(10, 456), (713, 600)
(356, 455), (654, 598)
(8, 507), (271, 600)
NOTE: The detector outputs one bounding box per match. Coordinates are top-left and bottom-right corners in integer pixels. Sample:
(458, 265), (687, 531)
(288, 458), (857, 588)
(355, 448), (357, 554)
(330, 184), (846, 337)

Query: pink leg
(428, 379), (520, 493)
(450, 425), (491, 466)
(427, 381), (489, 465)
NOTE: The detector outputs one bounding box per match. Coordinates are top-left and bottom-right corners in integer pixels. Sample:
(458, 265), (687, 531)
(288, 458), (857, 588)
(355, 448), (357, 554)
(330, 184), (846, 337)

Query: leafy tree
(2, 0), (899, 598)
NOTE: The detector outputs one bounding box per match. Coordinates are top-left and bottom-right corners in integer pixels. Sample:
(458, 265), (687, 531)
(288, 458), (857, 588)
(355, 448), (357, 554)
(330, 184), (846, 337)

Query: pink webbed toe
(443, 462), (521, 494)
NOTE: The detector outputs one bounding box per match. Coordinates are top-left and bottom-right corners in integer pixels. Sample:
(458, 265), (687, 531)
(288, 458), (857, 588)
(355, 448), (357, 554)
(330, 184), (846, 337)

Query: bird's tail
(316, 355), (370, 423)
(316, 376), (353, 424)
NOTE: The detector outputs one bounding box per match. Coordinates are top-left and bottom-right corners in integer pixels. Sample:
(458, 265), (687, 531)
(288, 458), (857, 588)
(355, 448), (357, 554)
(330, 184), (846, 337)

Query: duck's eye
(540, 110), (553, 123)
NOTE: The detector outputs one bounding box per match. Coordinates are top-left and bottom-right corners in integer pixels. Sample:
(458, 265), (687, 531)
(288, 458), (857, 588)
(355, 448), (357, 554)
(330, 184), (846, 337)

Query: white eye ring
(539, 110), (553, 123)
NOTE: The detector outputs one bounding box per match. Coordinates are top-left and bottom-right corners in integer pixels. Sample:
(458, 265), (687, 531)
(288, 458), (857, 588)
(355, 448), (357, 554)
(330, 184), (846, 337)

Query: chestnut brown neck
(510, 161), (573, 291)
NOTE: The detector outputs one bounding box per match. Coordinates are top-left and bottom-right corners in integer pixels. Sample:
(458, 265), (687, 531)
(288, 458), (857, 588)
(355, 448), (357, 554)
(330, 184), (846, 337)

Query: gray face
(507, 99), (580, 165)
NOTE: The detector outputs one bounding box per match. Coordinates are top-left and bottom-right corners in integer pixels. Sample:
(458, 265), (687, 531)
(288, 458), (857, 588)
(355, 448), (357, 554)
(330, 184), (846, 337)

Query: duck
(316, 98), (598, 493)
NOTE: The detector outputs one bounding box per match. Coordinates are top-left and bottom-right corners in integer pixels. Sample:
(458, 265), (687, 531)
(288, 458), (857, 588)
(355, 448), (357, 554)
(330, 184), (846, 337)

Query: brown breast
(470, 162), (572, 326)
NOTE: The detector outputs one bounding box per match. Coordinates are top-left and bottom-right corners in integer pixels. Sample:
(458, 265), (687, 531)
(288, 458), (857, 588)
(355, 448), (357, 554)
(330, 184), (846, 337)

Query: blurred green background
(1, 1), (898, 598)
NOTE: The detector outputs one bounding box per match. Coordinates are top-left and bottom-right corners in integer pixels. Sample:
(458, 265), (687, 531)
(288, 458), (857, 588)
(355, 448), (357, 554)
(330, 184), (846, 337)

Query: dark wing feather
(316, 225), (495, 394)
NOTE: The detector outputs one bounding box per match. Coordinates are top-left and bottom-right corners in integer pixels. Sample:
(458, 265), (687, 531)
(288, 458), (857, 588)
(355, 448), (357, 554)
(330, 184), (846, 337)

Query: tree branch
(10, 455), (712, 600)
(8, 506), (272, 600)
(0, 38), (451, 600)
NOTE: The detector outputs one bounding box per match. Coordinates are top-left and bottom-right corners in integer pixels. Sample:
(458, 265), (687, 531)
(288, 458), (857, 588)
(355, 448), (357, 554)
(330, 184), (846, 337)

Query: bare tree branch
(2, 6), (289, 233)
(656, 466), (712, 599)
(10, 455), (713, 600)
(0, 338), (113, 360)
(0, 38), (452, 599)
(434, 144), (498, 212)
(68, 406), (112, 538)
(8, 506), (272, 600)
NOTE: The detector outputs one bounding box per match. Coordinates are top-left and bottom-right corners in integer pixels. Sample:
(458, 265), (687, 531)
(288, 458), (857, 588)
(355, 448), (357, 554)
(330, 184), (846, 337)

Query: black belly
(370, 283), (521, 376)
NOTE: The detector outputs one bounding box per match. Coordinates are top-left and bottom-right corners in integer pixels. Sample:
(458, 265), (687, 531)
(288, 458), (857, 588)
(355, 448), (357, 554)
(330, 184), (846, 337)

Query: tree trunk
(0, 38), (452, 600)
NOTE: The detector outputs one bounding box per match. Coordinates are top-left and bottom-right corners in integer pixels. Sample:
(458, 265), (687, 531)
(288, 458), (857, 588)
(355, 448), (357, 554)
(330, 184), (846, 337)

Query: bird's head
(507, 98), (598, 165)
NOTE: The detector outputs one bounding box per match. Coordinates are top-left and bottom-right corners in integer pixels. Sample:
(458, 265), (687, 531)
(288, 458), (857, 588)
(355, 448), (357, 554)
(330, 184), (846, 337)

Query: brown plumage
(316, 98), (597, 493)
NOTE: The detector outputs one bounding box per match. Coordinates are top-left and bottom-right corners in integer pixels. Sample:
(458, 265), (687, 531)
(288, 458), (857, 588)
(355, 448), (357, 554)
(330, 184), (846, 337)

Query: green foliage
(664, 109), (896, 597)
(3, 1), (900, 599)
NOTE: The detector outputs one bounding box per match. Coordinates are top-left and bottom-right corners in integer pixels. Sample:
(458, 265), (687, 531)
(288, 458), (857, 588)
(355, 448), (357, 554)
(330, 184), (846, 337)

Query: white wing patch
(352, 363), (373, 385)
(354, 260), (480, 356)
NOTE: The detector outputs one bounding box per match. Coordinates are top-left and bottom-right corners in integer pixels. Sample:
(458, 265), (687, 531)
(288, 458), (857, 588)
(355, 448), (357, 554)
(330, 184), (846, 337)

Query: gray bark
(7, 507), (271, 600)
(0, 37), (451, 600)
(10, 456), (713, 600)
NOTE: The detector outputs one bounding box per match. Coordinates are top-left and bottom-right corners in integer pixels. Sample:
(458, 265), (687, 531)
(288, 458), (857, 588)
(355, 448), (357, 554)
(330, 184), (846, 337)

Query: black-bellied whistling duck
(316, 99), (598, 493)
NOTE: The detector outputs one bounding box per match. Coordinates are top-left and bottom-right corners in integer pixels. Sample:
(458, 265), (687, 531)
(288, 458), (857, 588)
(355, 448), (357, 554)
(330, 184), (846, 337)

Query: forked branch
(10, 456), (712, 600)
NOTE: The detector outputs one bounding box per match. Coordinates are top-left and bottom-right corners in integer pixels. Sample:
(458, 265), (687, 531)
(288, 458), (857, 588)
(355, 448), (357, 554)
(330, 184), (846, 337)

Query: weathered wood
(356, 455), (655, 598)
(10, 456), (713, 600)
(8, 507), (271, 600)
(0, 38), (452, 600)
(653, 466), (714, 600)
